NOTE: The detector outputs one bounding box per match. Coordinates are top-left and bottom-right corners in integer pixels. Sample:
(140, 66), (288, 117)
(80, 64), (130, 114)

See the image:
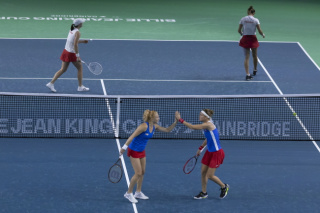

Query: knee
(206, 174), (213, 179)
(135, 171), (143, 178)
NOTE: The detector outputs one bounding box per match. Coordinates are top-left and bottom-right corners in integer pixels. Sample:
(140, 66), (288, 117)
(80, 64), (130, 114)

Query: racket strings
(108, 164), (122, 183)
(88, 62), (103, 75)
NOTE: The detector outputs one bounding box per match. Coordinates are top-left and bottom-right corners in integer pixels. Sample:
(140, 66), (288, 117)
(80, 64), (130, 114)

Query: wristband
(76, 53), (80, 57)
(122, 144), (128, 150)
(198, 146), (204, 150)
(178, 118), (184, 123)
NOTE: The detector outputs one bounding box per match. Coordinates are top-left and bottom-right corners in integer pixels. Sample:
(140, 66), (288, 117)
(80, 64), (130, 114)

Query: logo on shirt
(145, 133), (149, 136)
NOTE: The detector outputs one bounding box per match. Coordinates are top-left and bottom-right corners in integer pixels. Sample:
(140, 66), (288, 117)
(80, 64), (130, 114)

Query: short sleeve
(256, 18), (260, 25)
(239, 18), (243, 25)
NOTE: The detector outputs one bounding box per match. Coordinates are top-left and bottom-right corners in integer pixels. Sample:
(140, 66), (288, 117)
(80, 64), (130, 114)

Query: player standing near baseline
(46, 18), (89, 92)
(119, 110), (178, 203)
(175, 109), (229, 199)
(238, 6), (265, 81)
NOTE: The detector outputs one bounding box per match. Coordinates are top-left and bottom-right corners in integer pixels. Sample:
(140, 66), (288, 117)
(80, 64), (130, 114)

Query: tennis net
(0, 92), (319, 141)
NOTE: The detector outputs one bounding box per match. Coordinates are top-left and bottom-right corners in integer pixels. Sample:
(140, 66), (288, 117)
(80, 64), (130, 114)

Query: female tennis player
(119, 110), (177, 203)
(46, 18), (89, 92)
(238, 6), (265, 80)
(175, 109), (229, 199)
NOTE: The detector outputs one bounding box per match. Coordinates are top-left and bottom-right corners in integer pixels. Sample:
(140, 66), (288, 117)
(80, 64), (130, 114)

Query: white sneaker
(124, 192), (138, 203)
(46, 82), (56, 92)
(134, 191), (149, 200)
(77, 85), (89, 91)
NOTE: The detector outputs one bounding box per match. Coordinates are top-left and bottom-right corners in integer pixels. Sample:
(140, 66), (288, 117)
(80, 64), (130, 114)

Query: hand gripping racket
(183, 145), (207, 174)
(81, 60), (103, 75)
(108, 158), (123, 183)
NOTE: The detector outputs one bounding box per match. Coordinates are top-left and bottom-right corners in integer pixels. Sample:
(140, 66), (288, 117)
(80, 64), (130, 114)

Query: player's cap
(73, 18), (85, 26)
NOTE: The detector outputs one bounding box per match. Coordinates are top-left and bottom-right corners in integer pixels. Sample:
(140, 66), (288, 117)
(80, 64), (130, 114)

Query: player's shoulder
(138, 122), (148, 130)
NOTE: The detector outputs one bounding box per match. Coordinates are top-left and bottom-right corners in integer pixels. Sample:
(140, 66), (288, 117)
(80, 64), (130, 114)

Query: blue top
(129, 122), (155, 152)
(203, 127), (221, 152)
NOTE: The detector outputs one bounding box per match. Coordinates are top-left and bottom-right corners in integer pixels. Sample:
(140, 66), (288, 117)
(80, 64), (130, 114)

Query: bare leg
(206, 167), (225, 188)
(136, 157), (146, 192)
(252, 48), (258, 71)
(72, 61), (83, 87)
(243, 48), (251, 75)
(201, 164), (209, 193)
(127, 157), (143, 194)
(50, 62), (70, 84)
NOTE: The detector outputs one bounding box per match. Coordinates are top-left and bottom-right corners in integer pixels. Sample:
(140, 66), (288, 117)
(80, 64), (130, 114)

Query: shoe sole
(193, 196), (208, 199)
(134, 197), (149, 200)
(124, 196), (138, 203)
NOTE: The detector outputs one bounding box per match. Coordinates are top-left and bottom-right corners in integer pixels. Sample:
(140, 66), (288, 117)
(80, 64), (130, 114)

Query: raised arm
(155, 119), (178, 133)
(175, 111), (210, 130)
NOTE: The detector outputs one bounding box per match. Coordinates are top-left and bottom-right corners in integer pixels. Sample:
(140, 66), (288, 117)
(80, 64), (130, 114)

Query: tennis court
(1, 0), (320, 213)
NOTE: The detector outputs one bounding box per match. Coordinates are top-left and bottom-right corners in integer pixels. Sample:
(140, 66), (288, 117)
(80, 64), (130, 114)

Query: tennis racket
(183, 145), (207, 174)
(81, 60), (103, 75)
(108, 158), (123, 183)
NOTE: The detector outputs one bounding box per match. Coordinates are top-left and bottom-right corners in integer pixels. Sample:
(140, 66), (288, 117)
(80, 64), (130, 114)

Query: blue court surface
(1, 39), (320, 213)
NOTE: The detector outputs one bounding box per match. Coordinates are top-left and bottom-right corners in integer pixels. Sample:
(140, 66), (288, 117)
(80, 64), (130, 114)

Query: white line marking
(297, 42), (320, 71)
(0, 77), (272, 83)
(100, 79), (138, 213)
(258, 58), (320, 153)
(0, 37), (299, 43)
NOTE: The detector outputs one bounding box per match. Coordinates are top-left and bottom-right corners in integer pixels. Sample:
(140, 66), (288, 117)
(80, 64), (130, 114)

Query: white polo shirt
(239, 15), (260, 35)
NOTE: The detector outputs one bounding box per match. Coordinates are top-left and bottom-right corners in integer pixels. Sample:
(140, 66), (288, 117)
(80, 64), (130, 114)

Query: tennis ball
(293, 113), (297, 116)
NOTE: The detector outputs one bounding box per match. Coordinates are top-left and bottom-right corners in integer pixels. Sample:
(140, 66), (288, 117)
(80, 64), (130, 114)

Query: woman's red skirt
(201, 149), (225, 168)
(239, 35), (259, 49)
(60, 49), (77, 62)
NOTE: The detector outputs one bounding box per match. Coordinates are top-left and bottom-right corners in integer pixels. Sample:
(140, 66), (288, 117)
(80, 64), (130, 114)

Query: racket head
(108, 158), (123, 183)
(88, 62), (103, 75)
(183, 155), (198, 174)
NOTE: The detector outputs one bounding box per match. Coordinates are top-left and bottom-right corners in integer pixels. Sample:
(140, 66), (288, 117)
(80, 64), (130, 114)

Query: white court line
(100, 79), (138, 213)
(297, 42), (320, 71)
(0, 77), (272, 83)
(258, 58), (320, 153)
(0, 37), (299, 43)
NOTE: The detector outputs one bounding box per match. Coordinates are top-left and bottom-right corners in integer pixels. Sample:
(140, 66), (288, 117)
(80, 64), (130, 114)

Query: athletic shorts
(201, 149), (225, 168)
(127, 147), (146, 158)
(60, 49), (77, 62)
(239, 35), (259, 49)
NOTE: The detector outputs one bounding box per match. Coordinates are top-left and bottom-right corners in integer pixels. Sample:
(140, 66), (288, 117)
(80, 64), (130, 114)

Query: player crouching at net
(175, 109), (229, 199)
(46, 18), (89, 93)
(120, 110), (178, 203)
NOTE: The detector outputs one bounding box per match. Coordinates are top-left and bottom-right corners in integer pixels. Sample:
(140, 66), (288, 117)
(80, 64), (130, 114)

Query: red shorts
(60, 49), (77, 62)
(239, 35), (259, 49)
(201, 149), (225, 168)
(127, 148), (146, 158)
